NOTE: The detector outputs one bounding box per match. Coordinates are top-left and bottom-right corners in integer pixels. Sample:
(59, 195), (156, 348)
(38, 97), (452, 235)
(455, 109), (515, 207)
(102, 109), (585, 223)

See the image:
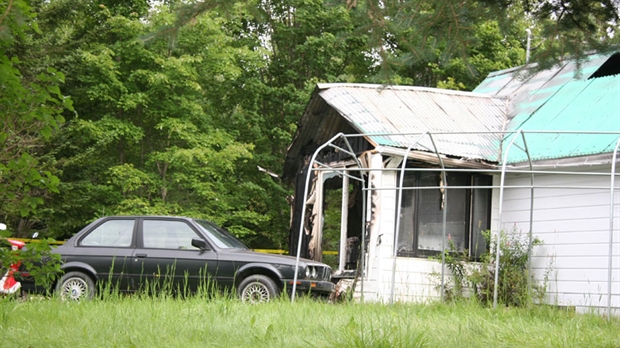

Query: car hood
(220, 248), (328, 267)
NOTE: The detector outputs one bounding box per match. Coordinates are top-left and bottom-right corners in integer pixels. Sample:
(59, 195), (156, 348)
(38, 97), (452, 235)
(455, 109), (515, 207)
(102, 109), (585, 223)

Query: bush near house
(433, 228), (546, 307)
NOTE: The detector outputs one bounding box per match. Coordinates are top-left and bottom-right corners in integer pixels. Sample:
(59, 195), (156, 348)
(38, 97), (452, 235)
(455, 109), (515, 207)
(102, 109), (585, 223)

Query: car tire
(238, 275), (279, 304)
(56, 271), (95, 301)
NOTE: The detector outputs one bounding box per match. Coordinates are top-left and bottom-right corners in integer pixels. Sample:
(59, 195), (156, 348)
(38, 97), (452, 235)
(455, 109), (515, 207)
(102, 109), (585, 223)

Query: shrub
(432, 228), (546, 307)
(0, 229), (61, 295)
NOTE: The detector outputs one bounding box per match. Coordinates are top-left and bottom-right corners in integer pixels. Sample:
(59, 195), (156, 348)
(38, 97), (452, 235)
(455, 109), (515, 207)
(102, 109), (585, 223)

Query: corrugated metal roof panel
(473, 55), (610, 95)
(494, 54), (620, 163)
(318, 85), (507, 162)
(503, 76), (620, 163)
(284, 53), (619, 177)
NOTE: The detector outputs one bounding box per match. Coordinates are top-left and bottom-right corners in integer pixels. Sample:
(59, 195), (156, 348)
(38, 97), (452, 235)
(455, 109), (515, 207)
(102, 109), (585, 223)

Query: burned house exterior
(283, 53), (620, 315)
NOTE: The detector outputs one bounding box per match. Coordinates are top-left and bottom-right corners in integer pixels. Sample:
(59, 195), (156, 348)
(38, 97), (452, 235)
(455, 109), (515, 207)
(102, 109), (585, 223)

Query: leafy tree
(502, 0), (620, 67)
(22, 1), (281, 246)
(18, 0), (525, 245)
(0, 0), (64, 291)
(0, 0), (73, 236)
(218, 0), (376, 246)
(176, 0), (620, 81)
(9, 0), (612, 251)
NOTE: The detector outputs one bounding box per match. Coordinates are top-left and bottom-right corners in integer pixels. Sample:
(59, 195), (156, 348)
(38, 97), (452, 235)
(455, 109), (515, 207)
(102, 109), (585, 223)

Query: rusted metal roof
(284, 53), (620, 178)
(317, 84), (507, 161)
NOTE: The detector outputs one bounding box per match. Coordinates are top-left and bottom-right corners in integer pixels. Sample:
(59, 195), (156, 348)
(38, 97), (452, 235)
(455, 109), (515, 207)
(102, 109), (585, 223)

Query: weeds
(431, 228), (548, 307)
(322, 315), (429, 348)
(0, 294), (617, 347)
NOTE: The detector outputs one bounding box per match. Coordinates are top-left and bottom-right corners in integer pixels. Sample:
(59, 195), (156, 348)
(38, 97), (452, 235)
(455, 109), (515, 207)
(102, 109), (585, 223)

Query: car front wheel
(238, 275), (279, 304)
(56, 271), (95, 301)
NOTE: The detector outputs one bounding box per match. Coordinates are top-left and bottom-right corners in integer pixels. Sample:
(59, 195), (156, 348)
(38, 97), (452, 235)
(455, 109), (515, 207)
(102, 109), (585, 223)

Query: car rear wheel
(238, 275), (279, 304)
(56, 271), (95, 301)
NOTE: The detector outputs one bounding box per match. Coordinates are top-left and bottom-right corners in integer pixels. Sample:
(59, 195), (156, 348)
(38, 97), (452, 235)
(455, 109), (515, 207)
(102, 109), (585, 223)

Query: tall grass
(0, 295), (617, 348)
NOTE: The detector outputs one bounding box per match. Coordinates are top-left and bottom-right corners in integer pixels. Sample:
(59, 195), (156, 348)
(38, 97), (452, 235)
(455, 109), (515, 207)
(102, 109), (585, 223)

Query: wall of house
(494, 165), (620, 314)
(356, 153), (442, 303)
(356, 158), (619, 312)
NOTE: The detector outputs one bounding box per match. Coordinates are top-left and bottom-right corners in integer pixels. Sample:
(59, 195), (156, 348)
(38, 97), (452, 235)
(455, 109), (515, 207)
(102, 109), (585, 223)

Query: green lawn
(0, 296), (617, 347)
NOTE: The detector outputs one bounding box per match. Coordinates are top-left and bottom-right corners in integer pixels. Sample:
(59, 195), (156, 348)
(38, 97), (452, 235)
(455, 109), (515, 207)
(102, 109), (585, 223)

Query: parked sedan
(47, 216), (334, 303)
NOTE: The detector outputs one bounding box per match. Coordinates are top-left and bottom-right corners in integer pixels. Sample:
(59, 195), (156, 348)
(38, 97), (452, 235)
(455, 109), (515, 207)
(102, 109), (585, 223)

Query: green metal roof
(475, 53), (620, 164)
(285, 53), (620, 174)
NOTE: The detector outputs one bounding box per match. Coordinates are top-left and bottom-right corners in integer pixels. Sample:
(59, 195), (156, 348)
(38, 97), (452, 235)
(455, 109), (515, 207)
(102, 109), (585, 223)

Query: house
(283, 52), (620, 315)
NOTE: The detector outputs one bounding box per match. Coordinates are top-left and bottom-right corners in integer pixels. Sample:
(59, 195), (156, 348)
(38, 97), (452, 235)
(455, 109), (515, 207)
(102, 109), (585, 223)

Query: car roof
(96, 215), (196, 220)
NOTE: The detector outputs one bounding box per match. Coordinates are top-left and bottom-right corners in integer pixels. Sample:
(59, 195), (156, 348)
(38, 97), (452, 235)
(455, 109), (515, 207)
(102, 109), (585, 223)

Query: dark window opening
(589, 52), (620, 79)
(396, 171), (491, 259)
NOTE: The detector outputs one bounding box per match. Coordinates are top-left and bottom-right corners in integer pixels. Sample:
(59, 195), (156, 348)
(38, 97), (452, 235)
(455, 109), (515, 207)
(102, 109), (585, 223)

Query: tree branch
(0, 0), (14, 28)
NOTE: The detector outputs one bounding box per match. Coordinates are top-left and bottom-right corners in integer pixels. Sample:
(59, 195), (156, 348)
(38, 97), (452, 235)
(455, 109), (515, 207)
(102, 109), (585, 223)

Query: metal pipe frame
(427, 133), (450, 305)
(292, 133), (367, 302)
(310, 166), (619, 177)
(389, 132), (430, 304)
(517, 132), (536, 300)
(607, 135), (620, 320)
(493, 130), (523, 307)
(293, 130), (619, 316)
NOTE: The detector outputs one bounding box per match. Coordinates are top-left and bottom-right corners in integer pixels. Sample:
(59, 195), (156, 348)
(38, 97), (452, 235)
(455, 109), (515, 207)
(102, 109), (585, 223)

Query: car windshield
(194, 219), (248, 249)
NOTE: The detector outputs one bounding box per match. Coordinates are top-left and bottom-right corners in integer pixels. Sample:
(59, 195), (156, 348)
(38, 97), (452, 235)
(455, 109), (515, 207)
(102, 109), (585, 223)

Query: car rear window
(79, 219), (135, 247)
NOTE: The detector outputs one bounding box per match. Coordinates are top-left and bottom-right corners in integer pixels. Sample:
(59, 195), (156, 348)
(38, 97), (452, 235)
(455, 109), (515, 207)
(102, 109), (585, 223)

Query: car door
(71, 217), (136, 292)
(132, 218), (219, 294)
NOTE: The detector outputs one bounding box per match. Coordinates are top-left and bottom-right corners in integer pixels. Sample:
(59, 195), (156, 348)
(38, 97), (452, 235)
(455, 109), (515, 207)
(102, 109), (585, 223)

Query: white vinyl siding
(495, 166), (620, 313)
(358, 160), (619, 313)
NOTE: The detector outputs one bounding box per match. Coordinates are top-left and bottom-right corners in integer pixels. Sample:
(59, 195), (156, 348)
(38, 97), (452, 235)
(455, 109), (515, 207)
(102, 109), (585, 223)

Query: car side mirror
(191, 238), (210, 250)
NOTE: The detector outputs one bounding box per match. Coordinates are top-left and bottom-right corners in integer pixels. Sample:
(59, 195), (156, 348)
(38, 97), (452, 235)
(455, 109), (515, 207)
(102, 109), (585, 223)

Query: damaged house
(283, 52), (620, 315)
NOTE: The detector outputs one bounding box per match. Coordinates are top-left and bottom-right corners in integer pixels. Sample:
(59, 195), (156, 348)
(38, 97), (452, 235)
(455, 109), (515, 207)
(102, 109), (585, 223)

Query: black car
(46, 216), (334, 303)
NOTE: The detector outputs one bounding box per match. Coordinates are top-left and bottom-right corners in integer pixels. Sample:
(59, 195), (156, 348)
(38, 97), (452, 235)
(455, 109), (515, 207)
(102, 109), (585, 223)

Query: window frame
(140, 219), (203, 250)
(78, 218), (136, 248)
(395, 170), (491, 259)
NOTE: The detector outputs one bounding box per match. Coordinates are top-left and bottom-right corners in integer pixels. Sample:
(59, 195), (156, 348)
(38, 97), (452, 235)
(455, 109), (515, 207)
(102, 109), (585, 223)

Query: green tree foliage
(506, 0), (620, 68)
(171, 0), (620, 85)
(0, 0), (64, 288)
(30, 3), (268, 241)
(353, 0), (619, 76)
(31, 0), (370, 247)
(4, 0), (616, 249)
(221, 0), (375, 246)
(0, 0), (73, 235)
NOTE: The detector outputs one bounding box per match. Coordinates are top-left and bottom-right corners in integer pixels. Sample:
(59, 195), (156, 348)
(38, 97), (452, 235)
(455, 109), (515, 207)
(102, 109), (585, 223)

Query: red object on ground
(0, 239), (25, 295)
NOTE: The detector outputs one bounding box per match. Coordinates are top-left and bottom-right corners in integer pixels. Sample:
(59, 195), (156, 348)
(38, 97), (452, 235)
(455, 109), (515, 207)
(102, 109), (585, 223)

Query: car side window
(79, 219), (135, 247)
(142, 220), (201, 250)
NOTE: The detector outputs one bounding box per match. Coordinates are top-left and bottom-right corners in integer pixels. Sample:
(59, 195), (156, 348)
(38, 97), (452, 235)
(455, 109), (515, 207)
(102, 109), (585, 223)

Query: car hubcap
(61, 278), (87, 300)
(242, 283), (270, 304)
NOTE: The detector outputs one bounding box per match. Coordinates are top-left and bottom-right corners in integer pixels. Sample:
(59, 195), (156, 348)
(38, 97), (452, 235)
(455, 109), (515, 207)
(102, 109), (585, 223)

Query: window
(396, 171), (491, 258)
(194, 220), (248, 249)
(142, 220), (201, 250)
(79, 219), (135, 247)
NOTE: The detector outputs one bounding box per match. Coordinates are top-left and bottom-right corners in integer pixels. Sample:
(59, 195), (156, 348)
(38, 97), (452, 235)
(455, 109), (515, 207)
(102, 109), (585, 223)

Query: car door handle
(135, 253), (147, 258)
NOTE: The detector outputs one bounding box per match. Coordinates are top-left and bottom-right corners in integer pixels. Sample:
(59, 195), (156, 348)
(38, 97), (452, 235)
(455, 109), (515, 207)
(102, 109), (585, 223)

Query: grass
(0, 295), (618, 348)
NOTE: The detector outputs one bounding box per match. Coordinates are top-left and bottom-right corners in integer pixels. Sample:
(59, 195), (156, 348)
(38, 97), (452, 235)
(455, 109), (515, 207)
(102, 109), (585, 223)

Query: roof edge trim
(508, 152), (620, 168)
(316, 83), (506, 99)
(375, 146), (497, 169)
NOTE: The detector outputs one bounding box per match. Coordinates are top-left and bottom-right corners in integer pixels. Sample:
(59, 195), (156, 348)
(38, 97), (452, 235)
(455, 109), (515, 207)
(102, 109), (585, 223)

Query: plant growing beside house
(431, 228), (548, 307)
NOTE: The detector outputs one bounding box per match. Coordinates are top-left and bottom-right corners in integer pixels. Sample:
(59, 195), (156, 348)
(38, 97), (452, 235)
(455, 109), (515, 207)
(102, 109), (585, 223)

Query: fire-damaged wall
(288, 159), (312, 258)
(286, 138), (371, 259)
